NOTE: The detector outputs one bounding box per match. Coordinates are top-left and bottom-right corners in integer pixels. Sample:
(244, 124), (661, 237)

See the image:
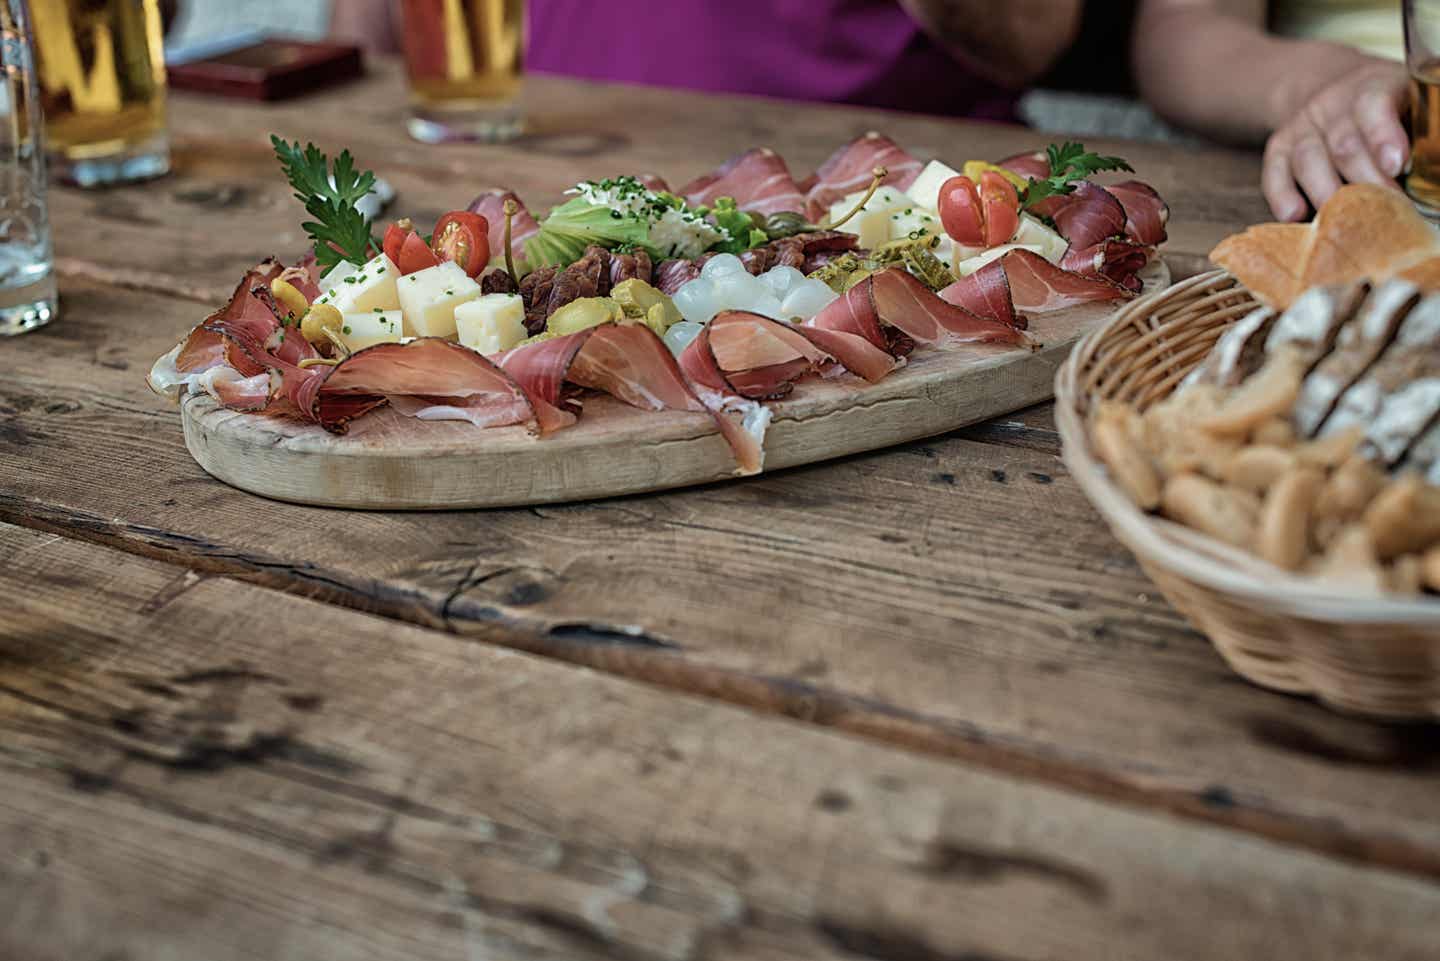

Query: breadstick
(1255, 467), (1325, 570)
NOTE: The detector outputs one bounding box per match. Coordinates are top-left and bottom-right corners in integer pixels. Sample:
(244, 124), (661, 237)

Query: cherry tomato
(382, 219), (414, 265)
(430, 211), (490, 278)
(938, 176), (985, 247)
(398, 229), (441, 274)
(978, 171), (1020, 247)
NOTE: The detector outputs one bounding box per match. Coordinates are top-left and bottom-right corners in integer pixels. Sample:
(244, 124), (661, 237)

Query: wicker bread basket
(1055, 268), (1440, 720)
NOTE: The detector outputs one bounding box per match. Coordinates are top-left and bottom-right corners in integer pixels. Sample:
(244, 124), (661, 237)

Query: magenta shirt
(526, 0), (1017, 122)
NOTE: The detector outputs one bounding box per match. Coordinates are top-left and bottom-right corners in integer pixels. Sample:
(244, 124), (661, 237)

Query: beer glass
(402, 0), (524, 143)
(1405, 0), (1440, 213)
(1, 0), (57, 334)
(30, 0), (169, 187)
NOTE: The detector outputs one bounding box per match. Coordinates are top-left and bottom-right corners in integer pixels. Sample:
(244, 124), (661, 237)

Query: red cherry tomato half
(431, 211), (491, 278)
(382, 220), (413, 265)
(978, 171), (1020, 247)
(938, 176), (985, 247)
(398, 229), (441, 274)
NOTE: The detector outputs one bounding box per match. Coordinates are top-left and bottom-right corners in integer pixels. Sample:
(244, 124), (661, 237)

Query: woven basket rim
(1055, 268), (1440, 626)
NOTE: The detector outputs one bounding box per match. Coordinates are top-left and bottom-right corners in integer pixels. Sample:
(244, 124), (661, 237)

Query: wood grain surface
(7, 59), (1435, 960)
(179, 263), (1167, 508)
(6, 521), (1440, 961)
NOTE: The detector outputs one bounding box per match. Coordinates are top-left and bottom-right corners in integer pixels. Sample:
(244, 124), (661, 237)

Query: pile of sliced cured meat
(149, 134), (1167, 475)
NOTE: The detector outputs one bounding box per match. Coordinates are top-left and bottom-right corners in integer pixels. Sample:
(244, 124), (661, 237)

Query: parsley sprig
(271, 135), (380, 272)
(1021, 142), (1134, 210)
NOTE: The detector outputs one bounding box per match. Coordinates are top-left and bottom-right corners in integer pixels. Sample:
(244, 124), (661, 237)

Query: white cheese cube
(905, 160), (963, 214)
(954, 243), (1044, 277)
(315, 253), (401, 314)
(339, 309), (404, 352)
(455, 294), (527, 355)
(318, 260), (359, 293)
(1012, 214), (1069, 264)
(396, 261), (483, 339)
(827, 186), (909, 248)
(888, 206), (940, 241)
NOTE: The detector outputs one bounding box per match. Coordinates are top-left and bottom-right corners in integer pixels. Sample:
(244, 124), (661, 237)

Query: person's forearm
(899, 0), (1083, 88)
(1133, 4), (1373, 144)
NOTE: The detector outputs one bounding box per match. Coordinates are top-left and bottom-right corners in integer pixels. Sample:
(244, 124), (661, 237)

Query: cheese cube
(339, 309), (404, 352)
(396, 260), (483, 339)
(455, 294), (526, 355)
(954, 243), (1044, 277)
(1012, 213), (1069, 264)
(314, 253), (401, 314)
(318, 260), (359, 292)
(826, 186), (909, 248)
(905, 160), (963, 214)
(888, 206), (941, 242)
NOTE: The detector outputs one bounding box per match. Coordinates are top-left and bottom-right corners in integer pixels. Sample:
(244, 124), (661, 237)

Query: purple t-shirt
(527, 0), (1017, 122)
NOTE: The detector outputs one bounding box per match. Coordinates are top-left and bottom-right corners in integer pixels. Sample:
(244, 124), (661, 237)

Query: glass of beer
(2, 0), (58, 334)
(1406, 0), (1440, 213)
(401, 0), (524, 143)
(29, 0), (168, 187)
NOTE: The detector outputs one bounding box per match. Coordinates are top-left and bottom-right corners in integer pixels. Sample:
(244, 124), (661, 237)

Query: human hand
(1262, 59), (1409, 221)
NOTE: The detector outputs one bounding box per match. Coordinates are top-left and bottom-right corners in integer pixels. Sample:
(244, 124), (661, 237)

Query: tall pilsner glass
(402, 0), (524, 143)
(1406, 0), (1440, 213)
(1, 0), (57, 335)
(30, 0), (168, 186)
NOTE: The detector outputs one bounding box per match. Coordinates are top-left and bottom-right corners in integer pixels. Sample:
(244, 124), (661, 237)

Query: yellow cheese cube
(455, 294), (527, 355)
(396, 261), (483, 339)
(954, 243), (1043, 277)
(826, 186), (909, 248)
(1013, 214), (1069, 264)
(905, 160), (963, 213)
(314, 253), (401, 314)
(339, 309), (404, 352)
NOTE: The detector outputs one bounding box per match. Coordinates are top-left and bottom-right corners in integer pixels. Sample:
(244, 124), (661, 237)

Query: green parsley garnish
(271, 134), (380, 273)
(1022, 142), (1134, 211)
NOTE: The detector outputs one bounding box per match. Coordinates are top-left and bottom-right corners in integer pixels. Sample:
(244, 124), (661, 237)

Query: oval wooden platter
(181, 260), (1170, 509)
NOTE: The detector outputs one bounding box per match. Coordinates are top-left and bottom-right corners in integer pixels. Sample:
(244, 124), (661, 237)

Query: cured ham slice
(793, 326), (900, 383)
(498, 329), (592, 433)
(695, 311), (832, 399)
(936, 259), (1019, 329)
(799, 132), (924, 222)
(284, 256), (323, 302)
(204, 368), (274, 411)
(1060, 239), (1153, 292)
(1106, 180), (1169, 246)
(998, 151), (1050, 182)
(812, 268), (1029, 352)
(678, 312), (832, 474)
(467, 188), (540, 264)
(500, 323), (712, 432)
(568, 324), (705, 412)
(150, 260), (324, 410)
(1000, 249), (1132, 312)
(635, 173), (670, 193)
(1041, 182), (1127, 250)
(679, 148), (806, 217)
(313, 338), (535, 433)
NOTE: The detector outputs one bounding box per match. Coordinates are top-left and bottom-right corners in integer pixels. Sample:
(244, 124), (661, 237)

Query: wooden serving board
(181, 261), (1169, 509)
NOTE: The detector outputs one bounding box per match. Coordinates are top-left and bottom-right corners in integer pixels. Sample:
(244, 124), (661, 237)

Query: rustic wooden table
(5, 61), (1439, 960)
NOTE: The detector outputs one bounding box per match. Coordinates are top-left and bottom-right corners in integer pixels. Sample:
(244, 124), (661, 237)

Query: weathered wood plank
(6, 279), (1440, 883)
(4, 521), (1439, 961)
(45, 60), (1261, 296)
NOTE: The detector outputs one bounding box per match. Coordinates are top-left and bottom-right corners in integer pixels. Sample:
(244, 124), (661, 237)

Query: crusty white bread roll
(1210, 223), (1309, 308)
(1211, 184), (1440, 309)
